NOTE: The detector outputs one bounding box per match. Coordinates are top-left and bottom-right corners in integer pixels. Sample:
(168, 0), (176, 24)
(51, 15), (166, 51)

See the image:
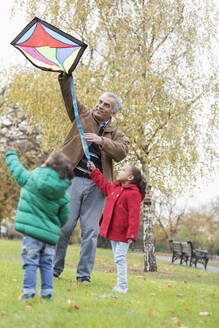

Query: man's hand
(87, 161), (96, 171)
(84, 133), (103, 145)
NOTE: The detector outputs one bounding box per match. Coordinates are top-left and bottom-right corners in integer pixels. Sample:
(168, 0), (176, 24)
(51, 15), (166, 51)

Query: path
(156, 255), (219, 273)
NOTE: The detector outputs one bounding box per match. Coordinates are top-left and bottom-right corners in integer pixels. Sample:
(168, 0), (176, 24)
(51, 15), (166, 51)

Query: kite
(11, 17), (90, 161)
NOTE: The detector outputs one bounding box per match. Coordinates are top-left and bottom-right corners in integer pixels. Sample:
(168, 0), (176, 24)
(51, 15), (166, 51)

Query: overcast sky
(0, 0), (218, 210)
(0, 0), (27, 67)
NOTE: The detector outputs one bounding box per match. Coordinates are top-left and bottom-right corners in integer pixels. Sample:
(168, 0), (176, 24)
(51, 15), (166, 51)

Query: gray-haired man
(53, 74), (129, 282)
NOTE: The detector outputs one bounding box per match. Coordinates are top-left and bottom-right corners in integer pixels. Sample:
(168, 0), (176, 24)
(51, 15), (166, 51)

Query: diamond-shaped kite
(10, 16), (87, 74)
(11, 17), (90, 160)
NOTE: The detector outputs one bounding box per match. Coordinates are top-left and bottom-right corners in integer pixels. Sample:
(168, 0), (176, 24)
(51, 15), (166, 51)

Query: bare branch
(149, 6), (184, 60)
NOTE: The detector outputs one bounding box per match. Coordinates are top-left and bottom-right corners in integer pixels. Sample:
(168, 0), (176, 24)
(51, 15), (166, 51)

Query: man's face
(93, 95), (116, 122)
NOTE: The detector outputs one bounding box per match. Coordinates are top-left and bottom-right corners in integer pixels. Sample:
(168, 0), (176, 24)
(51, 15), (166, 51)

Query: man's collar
(92, 113), (115, 131)
(100, 120), (110, 127)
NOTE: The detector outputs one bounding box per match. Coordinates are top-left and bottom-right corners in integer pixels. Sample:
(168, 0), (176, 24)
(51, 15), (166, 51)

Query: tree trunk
(143, 184), (157, 272)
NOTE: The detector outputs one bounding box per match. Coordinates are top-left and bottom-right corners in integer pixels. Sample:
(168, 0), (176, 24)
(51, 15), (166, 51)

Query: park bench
(169, 240), (209, 270)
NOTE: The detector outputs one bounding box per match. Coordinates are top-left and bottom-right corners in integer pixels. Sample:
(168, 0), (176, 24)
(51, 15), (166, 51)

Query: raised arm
(58, 73), (88, 122)
(6, 150), (30, 187)
(89, 168), (113, 196)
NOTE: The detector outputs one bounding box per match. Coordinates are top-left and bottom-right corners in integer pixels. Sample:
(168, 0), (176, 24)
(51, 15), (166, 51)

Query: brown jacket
(58, 74), (129, 182)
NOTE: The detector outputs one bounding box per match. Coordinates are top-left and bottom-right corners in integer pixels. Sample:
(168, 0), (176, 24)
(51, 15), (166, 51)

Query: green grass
(0, 240), (218, 328)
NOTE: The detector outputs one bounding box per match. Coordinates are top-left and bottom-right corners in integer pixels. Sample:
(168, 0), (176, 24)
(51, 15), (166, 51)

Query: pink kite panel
(18, 46), (57, 66)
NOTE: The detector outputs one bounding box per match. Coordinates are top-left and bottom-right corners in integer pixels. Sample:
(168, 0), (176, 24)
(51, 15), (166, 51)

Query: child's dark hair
(130, 166), (147, 194)
(45, 151), (73, 180)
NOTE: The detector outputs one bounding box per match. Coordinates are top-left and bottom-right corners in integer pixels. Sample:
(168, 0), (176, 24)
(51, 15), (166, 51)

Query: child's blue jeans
(21, 234), (55, 298)
(111, 240), (129, 288)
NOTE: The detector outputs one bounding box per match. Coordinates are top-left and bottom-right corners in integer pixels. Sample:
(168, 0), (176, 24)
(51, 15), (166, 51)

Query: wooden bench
(169, 240), (209, 270)
(169, 240), (183, 264)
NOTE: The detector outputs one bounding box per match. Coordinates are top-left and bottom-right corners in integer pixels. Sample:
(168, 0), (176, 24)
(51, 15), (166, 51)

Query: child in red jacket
(88, 161), (146, 293)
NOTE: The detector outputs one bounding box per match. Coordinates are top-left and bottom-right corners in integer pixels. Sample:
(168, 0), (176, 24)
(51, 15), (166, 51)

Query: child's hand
(87, 161), (96, 171)
(6, 147), (13, 152)
(128, 239), (133, 245)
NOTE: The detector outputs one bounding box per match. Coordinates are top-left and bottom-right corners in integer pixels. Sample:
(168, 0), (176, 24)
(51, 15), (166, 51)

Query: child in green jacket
(6, 150), (73, 300)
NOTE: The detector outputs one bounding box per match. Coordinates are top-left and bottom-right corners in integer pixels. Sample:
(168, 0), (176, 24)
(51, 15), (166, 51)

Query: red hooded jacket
(90, 168), (144, 243)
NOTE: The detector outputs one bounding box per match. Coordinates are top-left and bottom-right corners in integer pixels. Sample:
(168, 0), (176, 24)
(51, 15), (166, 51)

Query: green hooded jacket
(6, 150), (71, 245)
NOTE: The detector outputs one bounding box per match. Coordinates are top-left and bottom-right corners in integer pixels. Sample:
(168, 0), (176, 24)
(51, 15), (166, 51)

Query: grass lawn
(0, 239), (218, 328)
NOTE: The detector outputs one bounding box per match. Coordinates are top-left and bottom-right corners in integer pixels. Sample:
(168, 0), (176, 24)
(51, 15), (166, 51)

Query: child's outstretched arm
(6, 150), (30, 187)
(87, 161), (113, 196)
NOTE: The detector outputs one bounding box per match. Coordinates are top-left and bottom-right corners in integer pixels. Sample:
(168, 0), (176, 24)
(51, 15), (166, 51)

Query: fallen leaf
(183, 280), (187, 284)
(184, 308), (189, 312)
(67, 300), (79, 309)
(98, 294), (110, 299)
(168, 284), (172, 288)
(25, 305), (32, 310)
(177, 294), (184, 297)
(178, 325), (188, 328)
(67, 288), (72, 292)
(138, 287), (142, 291)
(199, 312), (212, 316)
(151, 293), (156, 296)
(171, 317), (178, 323)
(137, 275), (146, 280)
(148, 308), (155, 315)
(0, 312), (8, 317)
(73, 283), (79, 288)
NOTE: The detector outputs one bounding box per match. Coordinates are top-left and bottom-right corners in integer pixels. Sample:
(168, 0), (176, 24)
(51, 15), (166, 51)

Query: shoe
(19, 293), (35, 300)
(53, 272), (60, 278)
(112, 285), (128, 293)
(112, 285), (119, 291)
(41, 294), (53, 300)
(77, 277), (91, 283)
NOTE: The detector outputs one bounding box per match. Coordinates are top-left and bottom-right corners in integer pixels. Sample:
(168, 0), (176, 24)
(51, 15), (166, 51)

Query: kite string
(70, 75), (91, 161)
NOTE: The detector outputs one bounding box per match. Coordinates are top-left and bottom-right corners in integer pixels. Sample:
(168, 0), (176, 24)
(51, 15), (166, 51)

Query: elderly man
(53, 73), (129, 282)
